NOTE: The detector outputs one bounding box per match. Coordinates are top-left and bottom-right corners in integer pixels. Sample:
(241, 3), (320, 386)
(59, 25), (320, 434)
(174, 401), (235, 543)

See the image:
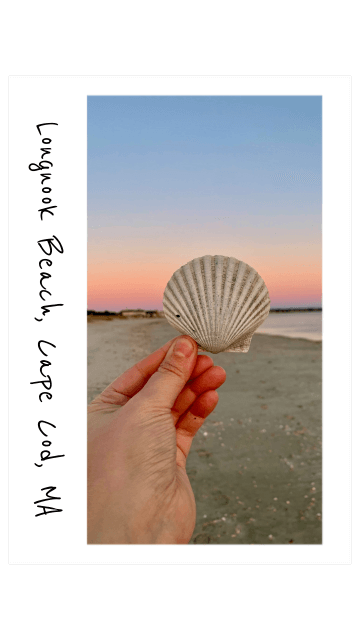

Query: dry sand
(88, 316), (322, 545)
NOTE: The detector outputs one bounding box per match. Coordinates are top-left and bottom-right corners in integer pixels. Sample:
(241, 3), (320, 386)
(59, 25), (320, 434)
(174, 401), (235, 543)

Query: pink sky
(87, 221), (322, 310)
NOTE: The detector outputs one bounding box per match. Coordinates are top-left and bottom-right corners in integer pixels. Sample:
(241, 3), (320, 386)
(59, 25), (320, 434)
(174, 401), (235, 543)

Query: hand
(88, 335), (226, 544)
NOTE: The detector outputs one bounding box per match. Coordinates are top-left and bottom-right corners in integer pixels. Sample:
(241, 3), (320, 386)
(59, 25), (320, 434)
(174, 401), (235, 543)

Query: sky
(88, 96), (322, 310)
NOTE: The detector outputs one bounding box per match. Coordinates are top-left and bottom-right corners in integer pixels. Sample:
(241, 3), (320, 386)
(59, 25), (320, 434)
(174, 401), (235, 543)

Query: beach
(88, 316), (322, 544)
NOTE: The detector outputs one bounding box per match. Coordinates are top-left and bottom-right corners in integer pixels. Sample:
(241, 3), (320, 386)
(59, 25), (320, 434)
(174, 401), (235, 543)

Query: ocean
(256, 311), (322, 341)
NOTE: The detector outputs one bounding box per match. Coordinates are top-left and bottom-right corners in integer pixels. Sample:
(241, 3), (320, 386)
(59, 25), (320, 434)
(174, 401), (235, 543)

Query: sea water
(256, 312), (322, 341)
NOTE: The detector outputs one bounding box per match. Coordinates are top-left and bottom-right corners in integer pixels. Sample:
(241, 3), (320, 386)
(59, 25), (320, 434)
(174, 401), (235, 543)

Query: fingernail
(173, 336), (194, 358)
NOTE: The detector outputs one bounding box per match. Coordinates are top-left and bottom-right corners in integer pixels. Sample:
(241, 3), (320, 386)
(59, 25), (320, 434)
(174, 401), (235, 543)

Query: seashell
(163, 255), (270, 354)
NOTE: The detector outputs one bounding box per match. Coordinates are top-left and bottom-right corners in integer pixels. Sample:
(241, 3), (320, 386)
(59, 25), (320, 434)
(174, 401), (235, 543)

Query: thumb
(137, 335), (198, 409)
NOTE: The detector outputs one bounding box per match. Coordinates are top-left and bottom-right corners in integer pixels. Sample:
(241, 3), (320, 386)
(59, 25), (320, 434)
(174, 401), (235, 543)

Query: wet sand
(88, 317), (322, 544)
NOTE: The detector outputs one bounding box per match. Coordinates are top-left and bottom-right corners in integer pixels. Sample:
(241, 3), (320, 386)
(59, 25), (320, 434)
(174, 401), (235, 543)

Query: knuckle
(158, 359), (185, 379)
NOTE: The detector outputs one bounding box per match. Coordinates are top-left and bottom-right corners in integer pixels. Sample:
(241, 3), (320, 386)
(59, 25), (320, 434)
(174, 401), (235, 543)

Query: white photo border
(8, 75), (351, 564)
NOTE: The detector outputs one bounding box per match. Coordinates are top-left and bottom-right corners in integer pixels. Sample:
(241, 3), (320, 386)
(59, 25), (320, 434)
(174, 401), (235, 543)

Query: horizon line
(88, 306), (322, 314)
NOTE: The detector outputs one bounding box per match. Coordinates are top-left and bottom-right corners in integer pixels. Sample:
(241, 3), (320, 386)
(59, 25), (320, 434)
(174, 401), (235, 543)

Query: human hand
(88, 335), (226, 544)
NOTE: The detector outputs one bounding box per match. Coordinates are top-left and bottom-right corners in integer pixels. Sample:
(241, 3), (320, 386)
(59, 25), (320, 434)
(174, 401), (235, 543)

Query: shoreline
(255, 330), (322, 342)
(87, 314), (322, 343)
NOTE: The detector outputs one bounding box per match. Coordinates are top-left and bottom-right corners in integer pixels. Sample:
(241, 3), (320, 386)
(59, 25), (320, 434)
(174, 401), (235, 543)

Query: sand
(88, 316), (322, 545)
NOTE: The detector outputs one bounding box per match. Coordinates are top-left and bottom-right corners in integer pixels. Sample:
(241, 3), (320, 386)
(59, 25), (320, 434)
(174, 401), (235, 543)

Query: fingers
(136, 336), (198, 410)
(172, 365), (226, 422)
(176, 390), (219, 467)
(89, 337), (225, 425)
(89, 337), (176, 408)
(189, 355), (214, 381)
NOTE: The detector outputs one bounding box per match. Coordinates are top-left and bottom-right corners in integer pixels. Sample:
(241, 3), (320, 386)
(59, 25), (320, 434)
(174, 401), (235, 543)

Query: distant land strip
(87, 307), (322, 317)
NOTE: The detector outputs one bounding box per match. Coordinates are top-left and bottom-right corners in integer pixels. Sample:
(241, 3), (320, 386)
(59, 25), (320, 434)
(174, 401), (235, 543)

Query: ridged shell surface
(163, 255), (271, 354)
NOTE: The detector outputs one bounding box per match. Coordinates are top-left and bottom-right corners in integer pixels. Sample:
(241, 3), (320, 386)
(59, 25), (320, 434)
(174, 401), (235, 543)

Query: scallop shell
(163, 255), (270, 354)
